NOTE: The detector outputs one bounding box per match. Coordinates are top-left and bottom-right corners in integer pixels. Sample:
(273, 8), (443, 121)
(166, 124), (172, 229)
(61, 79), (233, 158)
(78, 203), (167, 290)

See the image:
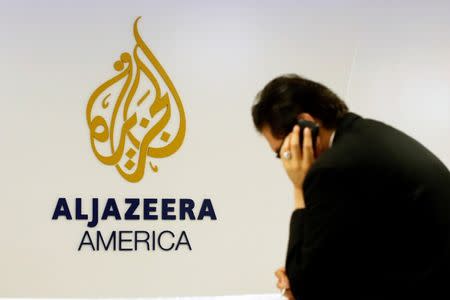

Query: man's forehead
(261, 125), (283, 152)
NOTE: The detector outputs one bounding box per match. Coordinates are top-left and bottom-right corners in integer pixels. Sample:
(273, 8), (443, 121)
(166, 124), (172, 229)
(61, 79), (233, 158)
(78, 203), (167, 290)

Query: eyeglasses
(275, 145), (283, 159)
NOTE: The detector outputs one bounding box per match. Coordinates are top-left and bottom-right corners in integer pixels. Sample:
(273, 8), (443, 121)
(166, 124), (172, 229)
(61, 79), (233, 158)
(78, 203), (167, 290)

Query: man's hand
(275, 267), (295, 300)
(280, 125), (316, 206)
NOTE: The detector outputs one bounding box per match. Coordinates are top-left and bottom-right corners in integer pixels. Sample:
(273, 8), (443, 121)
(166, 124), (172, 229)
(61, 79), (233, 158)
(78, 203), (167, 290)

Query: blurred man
(251, 74), (450, 299)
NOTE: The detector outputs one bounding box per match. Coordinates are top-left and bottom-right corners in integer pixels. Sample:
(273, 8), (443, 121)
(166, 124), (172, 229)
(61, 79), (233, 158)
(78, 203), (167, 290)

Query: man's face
(261, 125), (285, 159)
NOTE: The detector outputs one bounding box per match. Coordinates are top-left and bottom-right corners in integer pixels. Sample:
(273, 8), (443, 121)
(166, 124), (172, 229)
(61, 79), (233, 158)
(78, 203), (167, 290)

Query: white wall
(0, 0), (448, 297)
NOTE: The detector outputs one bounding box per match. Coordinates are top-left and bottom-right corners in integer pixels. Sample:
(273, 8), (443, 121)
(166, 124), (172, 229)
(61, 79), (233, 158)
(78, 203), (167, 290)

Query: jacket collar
(332, 112), (362, 144)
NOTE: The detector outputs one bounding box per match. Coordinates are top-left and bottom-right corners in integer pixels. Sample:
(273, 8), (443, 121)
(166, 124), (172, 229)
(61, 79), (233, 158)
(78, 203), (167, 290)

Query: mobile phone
(297, 119), (319, 153)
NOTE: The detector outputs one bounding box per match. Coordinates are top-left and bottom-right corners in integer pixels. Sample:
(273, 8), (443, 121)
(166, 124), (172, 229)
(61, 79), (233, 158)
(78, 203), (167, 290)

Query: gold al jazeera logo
(86, 17), (186, 183)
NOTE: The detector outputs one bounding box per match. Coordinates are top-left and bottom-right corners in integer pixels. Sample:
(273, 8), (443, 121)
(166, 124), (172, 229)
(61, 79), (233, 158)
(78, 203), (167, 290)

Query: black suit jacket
(285, 112), (450, 300)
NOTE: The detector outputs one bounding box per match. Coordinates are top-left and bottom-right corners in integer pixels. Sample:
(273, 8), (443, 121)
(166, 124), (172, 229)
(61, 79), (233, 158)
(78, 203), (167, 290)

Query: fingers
(302, 127), (314, 166)
(274, 267), (285, 279)
(279, 126), (315, 190)
(290, 125), (301, 161)
(276, 281), (284, 289)
(280, 132), (291, 159)
(276, 277), (289, 289)
(274, 267), (290, 289)
(281, 125), (301, 162)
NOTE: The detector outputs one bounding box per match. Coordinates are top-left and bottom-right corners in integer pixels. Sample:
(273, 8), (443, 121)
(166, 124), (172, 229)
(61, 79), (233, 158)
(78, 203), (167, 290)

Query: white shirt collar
(329, 130), (336, 147)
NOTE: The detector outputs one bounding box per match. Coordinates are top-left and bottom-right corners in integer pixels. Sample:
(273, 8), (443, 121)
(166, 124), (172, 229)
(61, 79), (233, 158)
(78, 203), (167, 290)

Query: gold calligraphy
(86, 17), (186, 183)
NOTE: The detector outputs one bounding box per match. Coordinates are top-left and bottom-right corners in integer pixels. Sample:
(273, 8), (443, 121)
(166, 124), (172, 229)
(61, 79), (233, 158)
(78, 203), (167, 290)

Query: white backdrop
(0, 0), (449, 297)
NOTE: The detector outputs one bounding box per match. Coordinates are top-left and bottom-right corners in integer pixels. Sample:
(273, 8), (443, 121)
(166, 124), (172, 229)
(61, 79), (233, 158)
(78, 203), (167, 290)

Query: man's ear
(297, 112), (315, 122)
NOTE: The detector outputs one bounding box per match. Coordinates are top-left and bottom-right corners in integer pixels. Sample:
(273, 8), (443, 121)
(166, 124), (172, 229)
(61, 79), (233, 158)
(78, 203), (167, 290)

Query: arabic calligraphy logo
(86, 17), (186, 183)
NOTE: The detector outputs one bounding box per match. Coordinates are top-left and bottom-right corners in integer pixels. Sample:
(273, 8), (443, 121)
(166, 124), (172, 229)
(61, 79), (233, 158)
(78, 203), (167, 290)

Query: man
(251, 74), (450, 299)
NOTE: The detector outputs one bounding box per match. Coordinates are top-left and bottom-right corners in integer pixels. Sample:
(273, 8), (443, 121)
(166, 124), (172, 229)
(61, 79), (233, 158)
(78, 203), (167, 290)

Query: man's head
(252, 74), (349, 157)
